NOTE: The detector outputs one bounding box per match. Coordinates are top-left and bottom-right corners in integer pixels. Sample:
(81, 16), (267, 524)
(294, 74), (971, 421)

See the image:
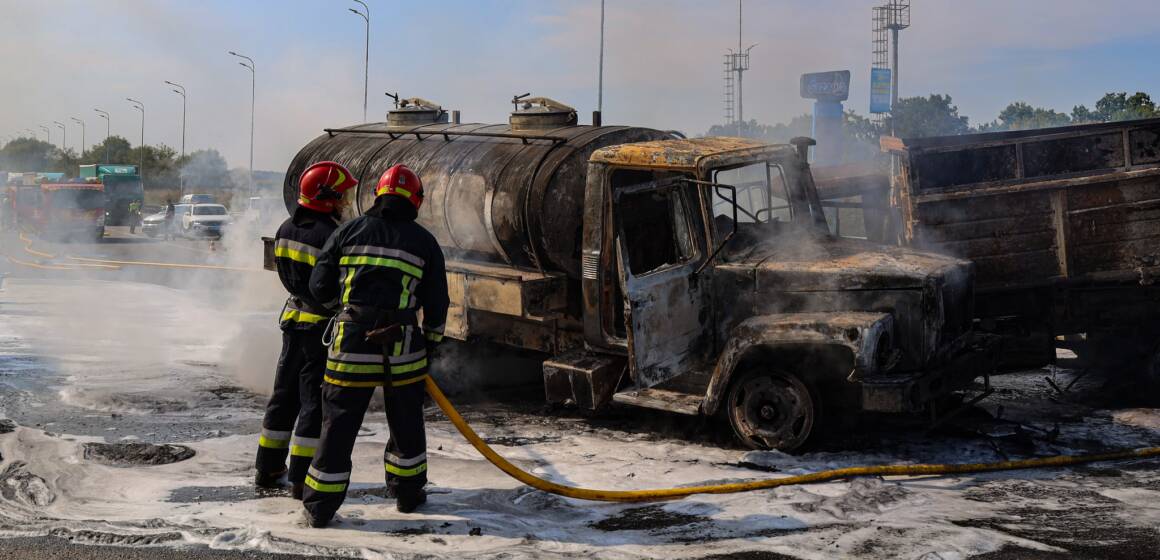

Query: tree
(83, 136), (133, 165)
(978, 101), (1071, 132)
(884, 94), (971, 138)
(181, 149), (234, 191)
(1093, 91), (1158, 122)
(0, 137), (60, 172)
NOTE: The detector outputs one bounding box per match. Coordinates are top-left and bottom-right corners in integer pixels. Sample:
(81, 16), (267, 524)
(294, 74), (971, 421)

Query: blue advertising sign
(799, 70), (851, 102)
(870, 68), (892, 113)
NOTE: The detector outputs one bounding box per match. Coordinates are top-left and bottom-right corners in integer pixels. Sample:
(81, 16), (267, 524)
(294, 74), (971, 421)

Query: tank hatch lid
(510, 95), (578, 131)
(387, 97), (449, 128)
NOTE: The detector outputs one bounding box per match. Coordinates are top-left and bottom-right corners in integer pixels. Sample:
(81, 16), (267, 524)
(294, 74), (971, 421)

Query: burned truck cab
(552, 136), (996, 450)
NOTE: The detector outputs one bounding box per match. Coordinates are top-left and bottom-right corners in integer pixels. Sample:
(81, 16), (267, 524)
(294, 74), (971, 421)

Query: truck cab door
(613, 177), (713, 388)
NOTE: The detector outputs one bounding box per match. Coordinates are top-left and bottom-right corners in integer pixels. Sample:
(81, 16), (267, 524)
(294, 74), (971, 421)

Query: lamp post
(94, 109), (110, 162)
(349, 0), (370, 123)
(39, 125), (50, 145)
(165, 80), (187, 193)
(229, 51), (256, 190)
(126, 98), (145, 174)
(70, 117), (85, 158)
(53, 121), (67, 154)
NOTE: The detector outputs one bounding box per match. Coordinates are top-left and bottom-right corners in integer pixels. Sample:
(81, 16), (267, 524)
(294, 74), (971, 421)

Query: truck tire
(724, 368), (816, 452)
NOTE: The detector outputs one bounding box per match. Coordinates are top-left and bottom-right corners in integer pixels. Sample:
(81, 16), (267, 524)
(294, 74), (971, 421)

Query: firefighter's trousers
(255, 328), (327, 484)
(302, 382), (427, 523)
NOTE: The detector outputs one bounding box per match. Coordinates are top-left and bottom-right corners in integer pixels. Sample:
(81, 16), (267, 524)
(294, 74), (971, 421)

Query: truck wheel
(725, 368), (815, 452)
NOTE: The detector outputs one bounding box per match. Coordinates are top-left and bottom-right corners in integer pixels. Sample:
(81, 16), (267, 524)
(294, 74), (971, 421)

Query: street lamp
(349, 0), (370, 123)
(229, 51), (256, 190)
(93, 109), (110, 162)
(126, 98), (145, 174)
(70, 117), (86, 157)
(165, 80), (187, 193)
(39, 125), (51, 145)
(53, 121), (67, 154)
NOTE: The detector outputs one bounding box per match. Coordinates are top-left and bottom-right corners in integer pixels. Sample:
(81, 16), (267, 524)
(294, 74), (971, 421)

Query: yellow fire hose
(424, 377), (1160, 502)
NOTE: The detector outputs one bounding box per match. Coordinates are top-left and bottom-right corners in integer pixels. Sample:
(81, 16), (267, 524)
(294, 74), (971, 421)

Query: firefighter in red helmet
(255, 161), (358, 499)
(302, 164), (448, 526)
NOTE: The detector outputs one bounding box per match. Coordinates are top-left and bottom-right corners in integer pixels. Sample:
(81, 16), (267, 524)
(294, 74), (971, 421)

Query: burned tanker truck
(278, 96), (997, 451)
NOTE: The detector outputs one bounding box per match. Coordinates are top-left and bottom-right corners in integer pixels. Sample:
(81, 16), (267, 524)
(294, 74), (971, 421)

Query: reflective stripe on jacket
(276, 207), (339, 330)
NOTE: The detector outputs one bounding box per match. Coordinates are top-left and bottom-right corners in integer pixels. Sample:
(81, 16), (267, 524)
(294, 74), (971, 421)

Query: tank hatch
(386, 96), (449, 128)
(509, 95), (578, 131)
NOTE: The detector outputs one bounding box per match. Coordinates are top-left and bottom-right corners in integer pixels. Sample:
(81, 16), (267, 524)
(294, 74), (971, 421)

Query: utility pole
(597, 0), (605, 115)
(127, 98), (145, 174)
(350, 1), (370, 123)
(229, 51), (256, 191)
(53, 121), (67, 154)
(165, 81), (187, 193)
(94, 109), (110, 162)
(70, 117), (85, 158)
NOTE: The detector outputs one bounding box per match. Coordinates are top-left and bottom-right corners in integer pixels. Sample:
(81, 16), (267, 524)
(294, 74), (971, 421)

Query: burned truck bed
(874, 119), (1160, 371)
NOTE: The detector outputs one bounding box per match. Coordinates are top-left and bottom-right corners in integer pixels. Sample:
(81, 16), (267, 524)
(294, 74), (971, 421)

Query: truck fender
(702, 312), (894, 415)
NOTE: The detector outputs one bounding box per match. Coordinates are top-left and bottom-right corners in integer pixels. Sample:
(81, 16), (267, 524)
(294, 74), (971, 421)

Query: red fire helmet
(298, 161), (358, 213)
(375, 164), (423, 210)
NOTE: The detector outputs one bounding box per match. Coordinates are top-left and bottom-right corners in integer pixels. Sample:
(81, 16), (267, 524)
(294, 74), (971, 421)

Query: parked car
(180, 203), (231, 238)
(141, 204), (189, 238)
(179, 193), (216, 205)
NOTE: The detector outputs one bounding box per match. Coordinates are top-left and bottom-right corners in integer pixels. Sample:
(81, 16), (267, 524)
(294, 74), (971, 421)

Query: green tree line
(0, 135), (233, 191)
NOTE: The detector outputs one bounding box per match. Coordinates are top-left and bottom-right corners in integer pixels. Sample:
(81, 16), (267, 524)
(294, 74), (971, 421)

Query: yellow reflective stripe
(304, 476), (347, 493)
(334, 321), (346, 353)
(392, 340), (403, 356)
(398, 276), (412, 310)
(327, 360), (385, 374)
(393, 187), (413, 198)
(391, 374), (428, 387)
(425, 331), (443, 342)
(281, 309), (327, 324)
(298, 195), (311, 205)
(324, 375), (382, 388)
(390, 358), (427, 375)
(385, 462), (427, 477)
(259, 436), (290, 449)
(339, 256), (423, 278)
(274, 246), (317, 266)
(290, 445), (316, 458)
(341, 267), (356, 305)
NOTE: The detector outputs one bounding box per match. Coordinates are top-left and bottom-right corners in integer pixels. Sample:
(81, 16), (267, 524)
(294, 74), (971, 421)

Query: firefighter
(128, 200), (142, 234)
(255, 161), (358, 499)
(302, 164), (448, 527)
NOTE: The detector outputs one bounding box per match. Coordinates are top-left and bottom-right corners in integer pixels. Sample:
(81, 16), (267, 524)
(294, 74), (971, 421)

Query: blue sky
(3, 0), (1159, 171)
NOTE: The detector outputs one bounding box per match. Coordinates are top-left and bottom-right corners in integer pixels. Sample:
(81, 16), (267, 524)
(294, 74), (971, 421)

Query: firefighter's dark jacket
(274, 207), (340, 330)
(309, 196), (449, 341)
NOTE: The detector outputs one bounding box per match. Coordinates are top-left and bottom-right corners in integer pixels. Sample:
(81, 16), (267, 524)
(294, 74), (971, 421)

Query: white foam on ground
(1, 277), (1159, 558)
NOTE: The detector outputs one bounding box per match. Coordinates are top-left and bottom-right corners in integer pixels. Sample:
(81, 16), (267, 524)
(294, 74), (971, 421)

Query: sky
(3, 0), (1160, 172)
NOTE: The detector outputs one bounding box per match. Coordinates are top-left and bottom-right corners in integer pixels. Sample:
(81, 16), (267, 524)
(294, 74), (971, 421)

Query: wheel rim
(728, 372), (814, 451)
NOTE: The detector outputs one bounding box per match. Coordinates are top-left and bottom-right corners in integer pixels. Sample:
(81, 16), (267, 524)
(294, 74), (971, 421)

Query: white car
(180, 204), (231, 238)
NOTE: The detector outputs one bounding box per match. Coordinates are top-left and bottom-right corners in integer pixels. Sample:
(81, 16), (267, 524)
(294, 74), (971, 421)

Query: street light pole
(229, 51), (256, 191)
(350, 0), (370, 123)
(94, 109), (110, 162)
(165, 80), (187, 193)
(70, 117), (85, 158)
(126, 98), (145, 175)
(597, 0), (605, 115)
(164, 81), (187, 160)
(39, 125), (51, 145)
(53, 121), (67, 153)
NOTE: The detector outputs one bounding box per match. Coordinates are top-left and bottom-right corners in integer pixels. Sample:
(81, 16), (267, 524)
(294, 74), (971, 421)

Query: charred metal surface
(285, 122), (670, 278)
(702, 312), (893, 415)
(543, 350), (624, 410)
